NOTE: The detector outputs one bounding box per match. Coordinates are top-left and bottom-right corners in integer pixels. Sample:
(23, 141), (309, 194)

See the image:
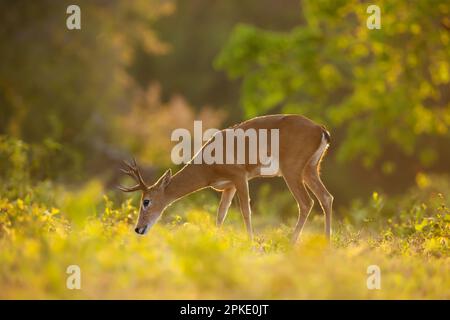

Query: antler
(118, 158), (149, 192)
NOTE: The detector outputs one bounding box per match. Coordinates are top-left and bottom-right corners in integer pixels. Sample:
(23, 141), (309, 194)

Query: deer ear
(156, 169), (172, 189)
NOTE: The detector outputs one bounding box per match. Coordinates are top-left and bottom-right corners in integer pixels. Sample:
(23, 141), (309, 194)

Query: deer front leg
(216, 187), (236, 227)
(234, 178), (253, 241)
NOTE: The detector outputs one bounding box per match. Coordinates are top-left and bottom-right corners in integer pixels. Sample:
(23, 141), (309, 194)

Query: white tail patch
(309, 132), (330, 168)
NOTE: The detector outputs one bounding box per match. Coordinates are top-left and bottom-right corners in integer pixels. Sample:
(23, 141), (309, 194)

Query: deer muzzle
(135, 224), (150, 235)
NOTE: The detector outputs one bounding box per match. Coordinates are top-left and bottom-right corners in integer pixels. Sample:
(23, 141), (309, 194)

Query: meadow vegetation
(0, 137), (448, 299)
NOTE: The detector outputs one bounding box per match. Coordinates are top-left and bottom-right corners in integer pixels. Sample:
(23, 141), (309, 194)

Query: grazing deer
(119, 114), (333, 243)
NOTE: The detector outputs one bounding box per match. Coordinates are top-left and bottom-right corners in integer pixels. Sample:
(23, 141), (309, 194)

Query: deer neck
(164, 164), (209, 204)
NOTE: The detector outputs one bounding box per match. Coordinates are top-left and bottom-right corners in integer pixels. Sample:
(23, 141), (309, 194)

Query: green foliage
(0, 174), (448, 299)
(216, 0), (450, 167)
(0, 136), (30, 197)
(0, 1), (173, 178)
(133, 0), (301, 116)
(0, 135), (70, 198)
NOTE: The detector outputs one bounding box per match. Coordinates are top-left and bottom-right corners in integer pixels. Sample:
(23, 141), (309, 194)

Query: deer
(118, 114), (333, 243)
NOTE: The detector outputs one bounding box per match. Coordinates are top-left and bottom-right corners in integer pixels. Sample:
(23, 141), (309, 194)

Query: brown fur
(121, 114), (333, 242)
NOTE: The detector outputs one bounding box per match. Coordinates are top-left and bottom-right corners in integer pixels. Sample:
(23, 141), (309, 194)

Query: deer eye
(143, 199), (151, 208)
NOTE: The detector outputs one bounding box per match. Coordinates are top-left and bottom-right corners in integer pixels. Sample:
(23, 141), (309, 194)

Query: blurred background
(0, 0), (449, 300)
(0, 0), (449, 214)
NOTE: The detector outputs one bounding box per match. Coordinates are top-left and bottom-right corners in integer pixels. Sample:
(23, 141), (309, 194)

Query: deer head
(118, 159), (172, 235)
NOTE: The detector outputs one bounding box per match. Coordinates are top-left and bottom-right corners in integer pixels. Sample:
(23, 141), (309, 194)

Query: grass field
(0, 177), (448, 299)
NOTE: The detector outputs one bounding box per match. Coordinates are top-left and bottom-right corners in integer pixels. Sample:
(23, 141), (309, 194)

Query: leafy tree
(216, 0), (450, 170)
(131, 0), (302, 121)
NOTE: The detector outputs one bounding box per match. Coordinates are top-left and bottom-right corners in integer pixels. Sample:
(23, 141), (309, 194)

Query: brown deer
(119, 114), (333, 243)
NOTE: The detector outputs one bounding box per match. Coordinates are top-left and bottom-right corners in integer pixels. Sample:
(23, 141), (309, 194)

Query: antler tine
(121, 162), (137, 178)
(133, 162), (148, 188)
(122, 160), (135, 171)
(118, 158), (149, 192)
(123, 159), (140, 176)
(120, 168), (131, 175)
(117, 184), (142, 192)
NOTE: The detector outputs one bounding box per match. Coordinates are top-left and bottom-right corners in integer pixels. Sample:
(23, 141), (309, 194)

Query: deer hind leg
(216, 187), (236, 227)
(304, 165), (334, 240)
(283, 173), (314, 244)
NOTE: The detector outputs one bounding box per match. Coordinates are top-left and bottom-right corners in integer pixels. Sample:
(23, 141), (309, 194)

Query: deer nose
(135, 225), (149, 235)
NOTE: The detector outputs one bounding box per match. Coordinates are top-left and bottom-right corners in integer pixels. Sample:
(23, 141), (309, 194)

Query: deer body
(120, 114), (333, 243)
